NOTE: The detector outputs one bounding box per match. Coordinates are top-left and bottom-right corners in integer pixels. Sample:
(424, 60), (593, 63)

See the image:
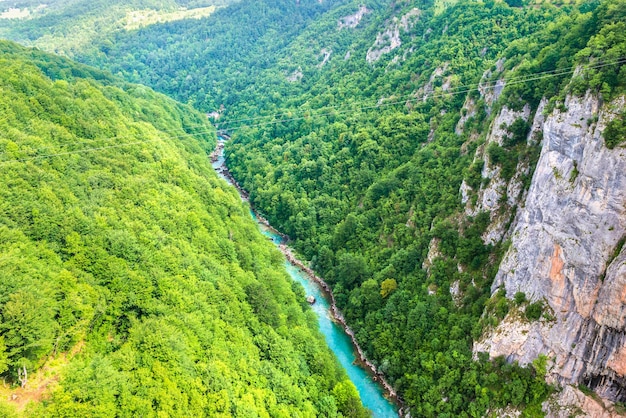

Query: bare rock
(338, 4), (370, 29)
(488, 406), (522, 417)
(366, 27), (401, 64)
(422, 237), (442, 271)
(456, 97), (477, 135)
(286, 67), (303, 82)
(366, 8), (420, 64)
(462, 105), (531, 245)
(481, 92), (626, 403)
(479, 58), (506, 112)
(450, 280), (462, 307)
(417, 63), (449, 101)
(543, 385), (624, 418)
(529, 98), (548, 145)
(460, 179), (472, 205)
(318, 48), (332, 68)
(486, 104), (531, 148)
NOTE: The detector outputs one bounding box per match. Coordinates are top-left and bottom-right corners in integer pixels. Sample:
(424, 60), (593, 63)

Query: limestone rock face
(479, 92), (626, 402)
(543, 385), (624, 418)
(478, 58), (506, 111)
(338, 4), (369, 29)
(365, 8), (420, 63)
(455, 97), (476, 135)
(462, 104), (531, 245)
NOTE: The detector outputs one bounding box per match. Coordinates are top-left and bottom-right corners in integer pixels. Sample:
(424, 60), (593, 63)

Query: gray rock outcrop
(477, 91), (626, 403)
(461, 104), (532, 245)
(543, 384), (624, 417)
(338, 5), (369, 29)
(366, 8), (420, 64)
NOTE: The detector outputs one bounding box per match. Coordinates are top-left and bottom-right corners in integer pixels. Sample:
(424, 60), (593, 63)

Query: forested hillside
(2, 0), (626, 415)
(221, 1), (625, 413)
(0, 40), (368, 417)
(74, 0), (347, 112)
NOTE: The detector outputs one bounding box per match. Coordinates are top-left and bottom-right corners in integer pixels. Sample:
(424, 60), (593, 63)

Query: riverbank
(280, 244), (403, 410)
(212, 138), (406, 416)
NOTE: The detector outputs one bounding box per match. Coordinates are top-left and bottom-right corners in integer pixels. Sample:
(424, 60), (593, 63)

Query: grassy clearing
(0, 342), (85, 416)
(124, 6), (217, 30)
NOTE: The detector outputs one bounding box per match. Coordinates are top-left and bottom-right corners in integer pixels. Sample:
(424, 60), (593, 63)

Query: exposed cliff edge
(475, 90), (626, 413)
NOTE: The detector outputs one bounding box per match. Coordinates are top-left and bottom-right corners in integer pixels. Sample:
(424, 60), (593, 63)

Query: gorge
(212, 135), (400, 416)
(0, 0), (625, 416)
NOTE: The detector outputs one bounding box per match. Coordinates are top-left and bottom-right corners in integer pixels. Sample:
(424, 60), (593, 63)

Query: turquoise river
(212, 138), (399, 418)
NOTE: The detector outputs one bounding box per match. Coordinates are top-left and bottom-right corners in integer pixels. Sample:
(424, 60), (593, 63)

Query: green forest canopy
(56, 0), (626, 415)
(0, 0), (240, 56)
(1, 0), (625, 415)
(0, 40), (368, 417)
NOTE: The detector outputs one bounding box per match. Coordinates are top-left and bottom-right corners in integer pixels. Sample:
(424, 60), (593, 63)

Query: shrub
(514, 291), (527, 305)
(525, 301), (543, 321)
(604, 112), (626, 149)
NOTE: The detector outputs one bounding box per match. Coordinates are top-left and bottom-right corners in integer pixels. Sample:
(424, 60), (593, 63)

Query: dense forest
(1, 0), (625, 415)
(223, 2), (625, 413)
(0, 41), (369, 417)
(22, 0), (620, 416)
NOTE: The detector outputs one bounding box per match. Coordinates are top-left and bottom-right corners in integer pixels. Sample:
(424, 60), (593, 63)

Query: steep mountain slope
(0, 40), (367, 417)
(74, 0), (349, 112)
(55, 0), (563, 414)
(472, 6), (626, 415)
(3, 0), (626, 415)
(475, 90), (626, 417)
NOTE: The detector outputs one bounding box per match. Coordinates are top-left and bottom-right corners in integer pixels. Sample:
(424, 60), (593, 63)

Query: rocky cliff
(474, 89), (626, 414)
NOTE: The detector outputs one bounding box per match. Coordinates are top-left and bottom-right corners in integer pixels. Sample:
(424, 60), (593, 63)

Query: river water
(211, 139), (399, 418)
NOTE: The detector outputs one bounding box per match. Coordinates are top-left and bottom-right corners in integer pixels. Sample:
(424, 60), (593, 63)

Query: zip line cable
(0, 129), (216, 166)
(214, 62), (587, 127)
(0, 119), (215, 156)
(214, 57), (626, 129)
(219, 57), (626, 133)
(0, 58), (620, 164)
(0, 124), (215, 157)
(2, 56), (623, 156)
(0, 57), (623, 165)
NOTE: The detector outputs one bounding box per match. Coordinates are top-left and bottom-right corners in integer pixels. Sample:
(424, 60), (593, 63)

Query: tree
(380, 278), (398, 299)
(332, 381), (371, 418)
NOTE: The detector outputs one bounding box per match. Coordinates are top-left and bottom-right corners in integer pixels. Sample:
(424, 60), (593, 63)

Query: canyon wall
(475, 90), (626, 413)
